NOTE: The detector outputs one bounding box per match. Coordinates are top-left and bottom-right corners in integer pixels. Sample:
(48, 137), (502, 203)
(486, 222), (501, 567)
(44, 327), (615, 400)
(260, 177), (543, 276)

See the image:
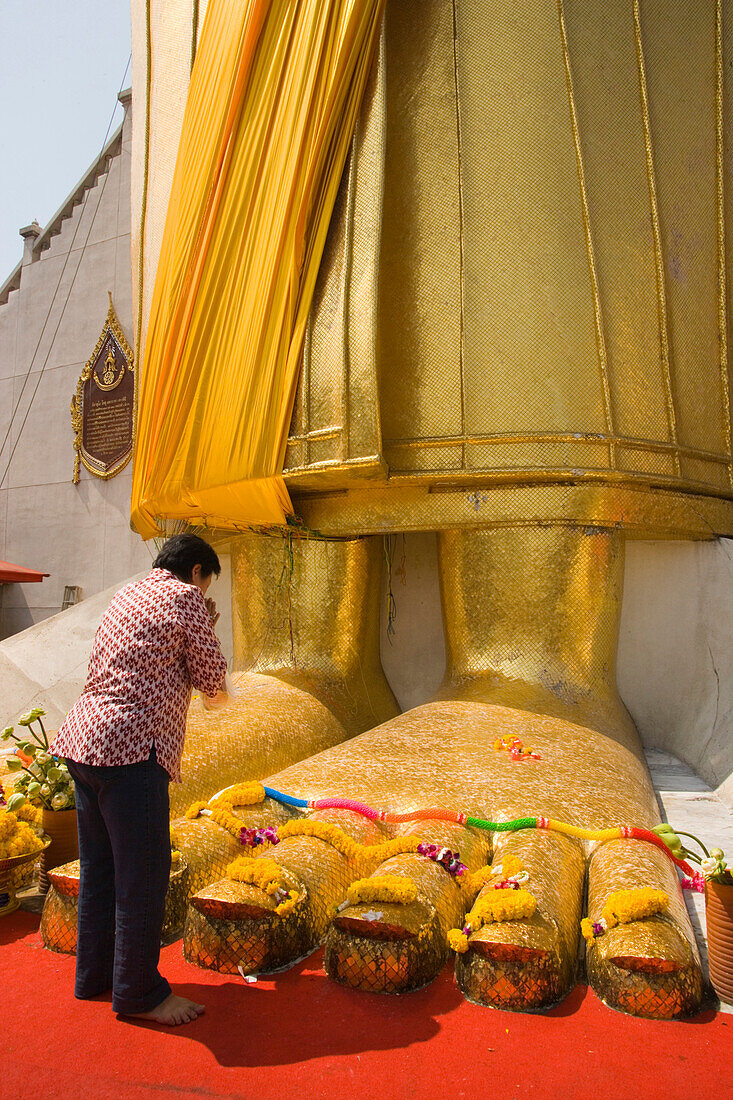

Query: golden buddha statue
(127, 0), (733, 1017)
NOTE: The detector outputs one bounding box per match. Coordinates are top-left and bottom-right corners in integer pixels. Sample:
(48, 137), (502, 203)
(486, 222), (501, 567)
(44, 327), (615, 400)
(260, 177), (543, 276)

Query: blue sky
(0, 1), (132, 279)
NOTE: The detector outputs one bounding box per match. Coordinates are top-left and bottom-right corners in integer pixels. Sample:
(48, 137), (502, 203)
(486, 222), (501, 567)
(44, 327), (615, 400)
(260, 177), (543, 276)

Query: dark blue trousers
(66, 747), (172, 1015)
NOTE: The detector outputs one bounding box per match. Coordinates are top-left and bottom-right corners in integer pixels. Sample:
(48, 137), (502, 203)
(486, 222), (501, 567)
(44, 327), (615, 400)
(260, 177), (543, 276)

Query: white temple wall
(618, 540), (733, 808)
(0, 95), (152, 640)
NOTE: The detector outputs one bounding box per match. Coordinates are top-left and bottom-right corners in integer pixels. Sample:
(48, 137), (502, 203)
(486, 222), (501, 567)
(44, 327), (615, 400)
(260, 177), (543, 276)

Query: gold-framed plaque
(71, 295), (135, 482)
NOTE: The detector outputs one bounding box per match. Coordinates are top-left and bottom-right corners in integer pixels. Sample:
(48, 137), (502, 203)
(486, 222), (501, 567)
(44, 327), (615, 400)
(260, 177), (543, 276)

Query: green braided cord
(465, 816), (538, 832)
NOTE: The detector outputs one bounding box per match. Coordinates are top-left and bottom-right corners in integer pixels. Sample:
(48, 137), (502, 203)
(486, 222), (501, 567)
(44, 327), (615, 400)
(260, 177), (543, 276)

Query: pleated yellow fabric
(131, 0), (385, 537)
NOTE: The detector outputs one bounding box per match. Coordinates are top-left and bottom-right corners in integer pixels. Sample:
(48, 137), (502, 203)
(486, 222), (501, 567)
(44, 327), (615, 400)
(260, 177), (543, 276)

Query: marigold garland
(346, 874), (418, 906)
(185, 799), (261, 843)
(278, 819), (363, 862)
(226, 855), (284, 891)
(361, 836), (423, 868)
(448, 928), (470, 953)
(206, 807), (250, 838)
(581, 888), (669, 944)
(274, 826), (439, 876)
(447, 881), (538, 951)
(605, 887), (668, 925)
(469, 887), (537, 926)
(500, 855), (524, 879)
(253, 785), (699, 882)
(209, 782), (265, 808)
(464, 864), (495, 894)
(225, 855), (299, 915)
(186, 801), (247, 841)
(464, 855), (526, 895)
(185, 803), (430, 873)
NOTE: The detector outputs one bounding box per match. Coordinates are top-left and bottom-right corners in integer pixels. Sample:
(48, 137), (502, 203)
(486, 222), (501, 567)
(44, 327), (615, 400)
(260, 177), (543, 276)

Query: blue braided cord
(262, 785), (309, 808)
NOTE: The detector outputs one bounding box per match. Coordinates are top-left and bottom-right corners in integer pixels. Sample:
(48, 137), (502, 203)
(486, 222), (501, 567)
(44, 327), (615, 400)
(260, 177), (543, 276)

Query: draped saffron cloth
(131, 0), (385, 538)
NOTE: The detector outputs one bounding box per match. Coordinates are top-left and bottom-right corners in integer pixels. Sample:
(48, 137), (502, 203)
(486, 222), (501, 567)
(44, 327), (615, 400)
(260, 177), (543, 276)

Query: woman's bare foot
(125, 993), (205, 1026)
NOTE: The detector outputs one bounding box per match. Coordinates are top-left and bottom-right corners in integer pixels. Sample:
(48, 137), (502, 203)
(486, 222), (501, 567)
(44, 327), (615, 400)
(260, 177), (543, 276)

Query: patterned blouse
(52, 569), (227, 781)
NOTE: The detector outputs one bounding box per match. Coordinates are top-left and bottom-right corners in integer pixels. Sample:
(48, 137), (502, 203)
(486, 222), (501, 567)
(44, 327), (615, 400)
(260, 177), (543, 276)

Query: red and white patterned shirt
(52, 568), (227, 781)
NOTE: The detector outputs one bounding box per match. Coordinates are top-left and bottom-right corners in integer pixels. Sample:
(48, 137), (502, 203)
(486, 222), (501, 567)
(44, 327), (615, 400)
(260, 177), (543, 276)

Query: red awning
(0, 560), (50, 583)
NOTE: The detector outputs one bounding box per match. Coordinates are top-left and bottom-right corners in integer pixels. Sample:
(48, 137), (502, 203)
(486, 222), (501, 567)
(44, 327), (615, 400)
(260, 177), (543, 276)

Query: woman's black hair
(152, 533), (221, 583)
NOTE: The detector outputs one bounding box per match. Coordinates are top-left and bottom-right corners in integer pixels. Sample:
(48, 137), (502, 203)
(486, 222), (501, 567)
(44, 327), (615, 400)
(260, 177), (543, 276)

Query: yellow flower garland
(207, 807), (248, 836)
(362, 836), (423, 868)
(186, 801), (210, 820)
(185, 801), (250, 841)
(184, 803), (427, 873)
(469, 888), (537, 925)
(447, 882), (538, 952)
(278, 819), (363, 862)
(448, 928), (470, 953)
(209, 782), (265, 808)
(464, 855), (524, 895)
(225, 855), (300, 915)
(346, 874), (418, 906)
(579, 919), (596, 944)
(603, 888), (669, 925)
(500, 855), (523, 879)
(581, 888), (669, 944)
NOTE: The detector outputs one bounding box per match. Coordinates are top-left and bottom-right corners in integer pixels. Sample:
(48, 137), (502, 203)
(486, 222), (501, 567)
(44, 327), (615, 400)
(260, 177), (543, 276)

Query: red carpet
(2, 911), (731, 1100)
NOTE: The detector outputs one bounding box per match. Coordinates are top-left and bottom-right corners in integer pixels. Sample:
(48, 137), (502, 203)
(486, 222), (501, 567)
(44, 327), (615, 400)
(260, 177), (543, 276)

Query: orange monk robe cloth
(131, 0), (386, 538)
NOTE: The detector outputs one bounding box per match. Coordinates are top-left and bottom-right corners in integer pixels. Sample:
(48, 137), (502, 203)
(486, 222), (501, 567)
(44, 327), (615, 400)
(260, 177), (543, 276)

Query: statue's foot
(326, 823), (487, 993)
(183, 810), (384, 974)
(170, 672), (354, 818)
(585, 839), (703, 1018)
(171, 796), (295, 897)
(454, 831), (584, 1011)
(184, 865), (310, 974)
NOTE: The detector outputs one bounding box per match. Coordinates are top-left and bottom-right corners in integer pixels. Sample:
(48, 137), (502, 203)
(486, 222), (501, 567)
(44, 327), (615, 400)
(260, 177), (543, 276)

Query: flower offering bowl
(0, 838), (51, 916)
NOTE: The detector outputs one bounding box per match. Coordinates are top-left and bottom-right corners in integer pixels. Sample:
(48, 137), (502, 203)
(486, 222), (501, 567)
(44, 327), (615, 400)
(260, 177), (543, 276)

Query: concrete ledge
(0, 572), (145, 729)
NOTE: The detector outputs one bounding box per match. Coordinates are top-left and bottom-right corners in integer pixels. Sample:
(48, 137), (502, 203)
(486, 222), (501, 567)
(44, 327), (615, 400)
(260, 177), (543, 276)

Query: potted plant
(654, 824), (733, 1003)
(697, 846), (733, 1004)
(2, 707), (77, 892)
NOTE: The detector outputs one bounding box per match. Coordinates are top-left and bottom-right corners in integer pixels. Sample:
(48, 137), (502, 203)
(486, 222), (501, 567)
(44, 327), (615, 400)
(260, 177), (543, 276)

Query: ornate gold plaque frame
(71, 294), (135, 483)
